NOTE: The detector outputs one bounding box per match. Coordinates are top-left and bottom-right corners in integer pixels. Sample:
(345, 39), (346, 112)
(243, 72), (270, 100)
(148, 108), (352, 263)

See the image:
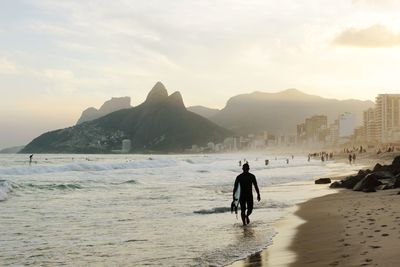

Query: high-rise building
(338, 112), (356, 138)
(363, 108), (379, 142)
(375, 94), (400, 142)
(297, 115), (327, 145)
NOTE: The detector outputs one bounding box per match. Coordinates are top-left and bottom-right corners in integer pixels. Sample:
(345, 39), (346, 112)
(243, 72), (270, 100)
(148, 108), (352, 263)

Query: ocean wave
(25, 183), (83, 190)
(0, 158), (177, 176)
(122, 180), (137, 184)
(0, 179), (18, 201)
(194, 200), (290, 215)
(265, 200), (291, 209)
(193, 207), (231, 214)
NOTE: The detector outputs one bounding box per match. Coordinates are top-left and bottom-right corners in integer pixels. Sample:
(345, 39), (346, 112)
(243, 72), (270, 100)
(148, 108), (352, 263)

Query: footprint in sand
(329, 261), (339, 266)
(381, 225), (387, 227)
(382, 233), (389, 237)
(369, 245), (381, 249)
(367, 235), (374, 238)
(374, 230), (381, 233)
(360, 251), (368, 255)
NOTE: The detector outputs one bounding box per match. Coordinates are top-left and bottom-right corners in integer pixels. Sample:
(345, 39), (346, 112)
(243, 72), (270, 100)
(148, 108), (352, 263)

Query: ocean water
(0, 153), (358, 266)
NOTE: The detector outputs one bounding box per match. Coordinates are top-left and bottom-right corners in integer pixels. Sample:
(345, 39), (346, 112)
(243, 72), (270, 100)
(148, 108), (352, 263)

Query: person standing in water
(233, 163), (261, 226)
(29, 154), (33, 165)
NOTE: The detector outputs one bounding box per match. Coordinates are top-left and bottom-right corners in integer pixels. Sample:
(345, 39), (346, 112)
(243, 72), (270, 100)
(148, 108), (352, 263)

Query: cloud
(333, 24), (400, 48)
(0, 57), (17, 74)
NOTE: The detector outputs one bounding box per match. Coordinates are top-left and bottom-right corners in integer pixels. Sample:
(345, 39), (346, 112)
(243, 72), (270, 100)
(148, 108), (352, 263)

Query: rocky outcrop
(21, 82), (231, 154)
(76, 97), (132, 124)
(315, 178), (332, 184)
(330, 155), (400, 193)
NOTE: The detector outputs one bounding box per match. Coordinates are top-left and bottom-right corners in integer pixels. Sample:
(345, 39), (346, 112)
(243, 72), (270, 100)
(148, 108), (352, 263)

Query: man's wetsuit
(233, 170), (260, 225)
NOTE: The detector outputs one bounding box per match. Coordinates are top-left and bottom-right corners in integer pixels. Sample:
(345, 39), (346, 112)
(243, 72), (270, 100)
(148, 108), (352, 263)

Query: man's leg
(240, 200), (247, 225)
(246, 199), (254, 224)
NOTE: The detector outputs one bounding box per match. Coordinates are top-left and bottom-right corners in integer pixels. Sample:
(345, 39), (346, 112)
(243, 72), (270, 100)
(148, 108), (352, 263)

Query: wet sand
(229, 189), (400, 267)
(290, 189), (400, 267)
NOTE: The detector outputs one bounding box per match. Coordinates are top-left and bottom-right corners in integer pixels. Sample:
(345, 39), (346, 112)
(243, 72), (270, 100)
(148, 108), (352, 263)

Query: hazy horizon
(1, 0), (400, 148)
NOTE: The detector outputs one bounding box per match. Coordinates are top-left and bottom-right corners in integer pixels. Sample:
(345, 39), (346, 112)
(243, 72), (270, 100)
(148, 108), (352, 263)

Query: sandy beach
(229, 152), (400, 267)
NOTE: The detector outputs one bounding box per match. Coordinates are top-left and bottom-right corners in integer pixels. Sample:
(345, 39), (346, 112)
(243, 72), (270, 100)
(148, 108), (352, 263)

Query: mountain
(187, 106), (220, 119)
(21, 82), (231, 153)
(76, 96), (132, 124)
(0, 145), (25, 154)
(210, 89), (374, 135)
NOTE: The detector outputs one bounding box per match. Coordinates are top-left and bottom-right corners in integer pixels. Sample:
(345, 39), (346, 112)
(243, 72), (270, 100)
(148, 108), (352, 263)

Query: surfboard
(231, 184), (241, 216)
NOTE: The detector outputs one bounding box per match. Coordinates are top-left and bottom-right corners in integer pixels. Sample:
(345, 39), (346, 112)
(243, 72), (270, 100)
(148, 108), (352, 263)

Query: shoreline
(228, 154), (399, 267)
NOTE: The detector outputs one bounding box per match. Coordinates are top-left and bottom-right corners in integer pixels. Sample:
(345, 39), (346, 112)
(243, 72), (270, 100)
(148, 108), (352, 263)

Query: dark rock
(353, 174), (382, 192)
(369, 171), (394, 180)
(389, 166), (400, 176)
(358, 170), (367, 176)
(392, 155), (400, 166)
(315, 178), (332, 184)
(373, 163), (383, 172)
(394, 175), (400, 188)
(330, 181), (343, 188)
(341, 175), (365, 189)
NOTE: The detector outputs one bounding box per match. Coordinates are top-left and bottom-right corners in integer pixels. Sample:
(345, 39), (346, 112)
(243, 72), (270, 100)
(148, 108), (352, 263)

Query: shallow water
(0, 153), (358, 266)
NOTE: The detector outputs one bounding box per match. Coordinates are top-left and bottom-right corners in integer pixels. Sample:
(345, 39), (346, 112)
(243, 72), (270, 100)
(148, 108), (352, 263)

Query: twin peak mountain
(21, 82), (374, 153)
(21, 82), (230, 153)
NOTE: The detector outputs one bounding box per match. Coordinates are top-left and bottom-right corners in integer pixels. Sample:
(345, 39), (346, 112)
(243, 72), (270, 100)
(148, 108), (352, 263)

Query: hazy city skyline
(1, 0), (400, 148)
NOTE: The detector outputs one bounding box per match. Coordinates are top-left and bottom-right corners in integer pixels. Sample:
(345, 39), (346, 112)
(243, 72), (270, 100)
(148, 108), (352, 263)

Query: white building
(121, 139), (131, 153)
(339, 112), (356, 138)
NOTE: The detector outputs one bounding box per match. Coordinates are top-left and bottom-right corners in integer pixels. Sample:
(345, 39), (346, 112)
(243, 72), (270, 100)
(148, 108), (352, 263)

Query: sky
(1, 0), (400, 148)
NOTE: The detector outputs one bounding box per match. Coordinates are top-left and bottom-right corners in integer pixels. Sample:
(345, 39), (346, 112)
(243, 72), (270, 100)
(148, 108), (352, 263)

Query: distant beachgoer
(265, 159), (269, 166)
(348, 154), (352, 164)
(239, 160), (242, 167)
(233, 163), (260, 226)
(286, 159), (289, 164)
(352, 153), (356, 163)
(308, 155), (311, 162)
(29, 154), (33, 164)
(321, 155), (325, 162)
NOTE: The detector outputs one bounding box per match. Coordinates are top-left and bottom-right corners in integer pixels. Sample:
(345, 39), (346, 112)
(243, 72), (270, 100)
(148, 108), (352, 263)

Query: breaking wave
(193, 207), (231, 214)
(0, 158), (177, 176)
(0, 180), (18, 201)
(25, 183), (83, 190)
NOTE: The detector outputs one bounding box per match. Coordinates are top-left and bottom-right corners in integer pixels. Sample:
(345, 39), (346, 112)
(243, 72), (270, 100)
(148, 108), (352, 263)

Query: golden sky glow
(0, 0), (400, 147)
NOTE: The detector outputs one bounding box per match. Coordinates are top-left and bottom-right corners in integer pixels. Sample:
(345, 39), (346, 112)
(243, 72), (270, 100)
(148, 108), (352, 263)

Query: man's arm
(252, 175), (261, 201)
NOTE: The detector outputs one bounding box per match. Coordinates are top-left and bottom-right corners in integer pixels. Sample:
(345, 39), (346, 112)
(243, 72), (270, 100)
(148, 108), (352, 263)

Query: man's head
(242, 163), (250, 173)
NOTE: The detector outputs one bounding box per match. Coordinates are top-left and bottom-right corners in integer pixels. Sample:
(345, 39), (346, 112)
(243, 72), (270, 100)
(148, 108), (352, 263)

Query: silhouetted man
(233, 163), (260, 226)
(29, 154), (33, 164)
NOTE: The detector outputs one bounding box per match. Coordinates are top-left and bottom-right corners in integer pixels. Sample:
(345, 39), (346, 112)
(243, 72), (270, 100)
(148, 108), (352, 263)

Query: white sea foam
(0, 158), (177, 175)
(0, 180), (17, 201)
